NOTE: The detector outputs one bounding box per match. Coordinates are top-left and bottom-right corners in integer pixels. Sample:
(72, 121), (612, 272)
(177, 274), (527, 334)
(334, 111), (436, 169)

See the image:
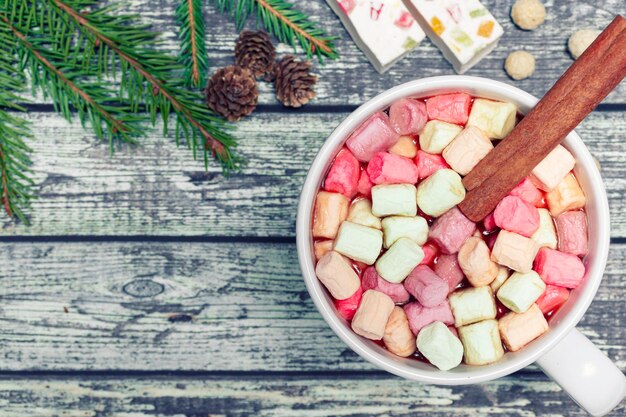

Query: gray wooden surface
(0, 0), (624, 416)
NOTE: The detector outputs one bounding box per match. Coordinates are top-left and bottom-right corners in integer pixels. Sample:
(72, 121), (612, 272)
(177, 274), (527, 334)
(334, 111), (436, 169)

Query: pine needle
(176, 0), (209, 87)
(213, 0), (339, 63)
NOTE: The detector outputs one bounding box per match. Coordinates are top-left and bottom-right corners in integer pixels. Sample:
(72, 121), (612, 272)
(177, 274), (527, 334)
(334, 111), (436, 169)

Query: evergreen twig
(213, 0), (338, 62)
(176, 0), (209, 87)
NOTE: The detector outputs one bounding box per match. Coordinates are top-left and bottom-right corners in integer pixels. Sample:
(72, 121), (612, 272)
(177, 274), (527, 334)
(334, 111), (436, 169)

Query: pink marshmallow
(483, 212), (497, 232)
(334, 285), (363, 321)
(346, 112), (399, 162)
(367, 152), (419, 185)
(428, 207), (477, 254)
(494, 195), (540, 237)
(509, 178), (544, 208)
(533, 248), (585, 289)
(419, 242), (439, 266)
(356, 170), (373, 197)
(426, 93), (472, 125)
(403, 265), (448, 307)
(555, 211), (588, 257)
(362, 266), (411, 304)
(403, 301), (454, 335)
(434, 254), (465, 292)
(414, 150), (450, 180)
(536, 284), (570, 314)
(389, 98), (428, 135)
(324, 148), (360, 198)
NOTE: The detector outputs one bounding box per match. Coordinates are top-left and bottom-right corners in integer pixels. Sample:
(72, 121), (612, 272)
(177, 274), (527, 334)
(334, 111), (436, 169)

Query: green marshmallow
(416, 169), (465, 217)
(375, 238), (424, 283)
(458, 319), (504, 366)
(417, 321), (464, 371)
(371, 184), (418, 217)
(333, 221), (383, 265)
(497, 271), (546, 313)
(448, 286), (497, 327)
(381, 215), (429, 248)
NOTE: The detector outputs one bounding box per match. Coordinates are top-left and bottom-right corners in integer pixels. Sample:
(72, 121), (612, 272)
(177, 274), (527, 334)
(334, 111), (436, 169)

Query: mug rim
(296, 75), (611, 385)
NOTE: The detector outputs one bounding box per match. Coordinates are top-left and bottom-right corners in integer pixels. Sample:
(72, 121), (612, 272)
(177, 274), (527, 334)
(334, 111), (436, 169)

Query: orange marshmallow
(314, 240), (334, 260)
(383, 307), (417, 357)
(389, 135), (418, 159)
(312, 191), (349, 239)
(458, 236), (499, 287)
(352, 290), (395, 340)
(315, 251), (360, 300)
(498, 304), (549, 351)
(491, 230), (539, 273)
(546, 173), (586, 217)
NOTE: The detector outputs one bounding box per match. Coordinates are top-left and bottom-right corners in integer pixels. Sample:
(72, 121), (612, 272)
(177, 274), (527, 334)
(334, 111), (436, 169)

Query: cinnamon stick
(459, 15), (626, 222)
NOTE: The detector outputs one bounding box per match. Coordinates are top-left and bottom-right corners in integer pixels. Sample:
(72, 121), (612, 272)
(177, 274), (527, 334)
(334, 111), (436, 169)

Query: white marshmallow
(333, 221), (383, 265)
(416, 169), (465, 217)
(457, 236), (499, 287)
(498, 304), (549, 351)
(443, 126), (494, 176)
(491, 230), (539, 273)
(347, 198), (381, 229)
(417, 321), (464, 371)
(467, 99), (517, 139)
(448, 286), (497, 327)
(458, 319), (504, 365)
(546, 173), (586, 217)
(530, 208), (557, 249)
(489, 266), (511, 292)
(351, 290), (395, 340)
(497, 271), (546, 313)
(530, 145), (576, 191)
(419, 120), (463, 154)
(375, 238), (425, 283)
(315, 251), (360, 300)
(381, 215), (429, 248)
(371, 184), (418, 217)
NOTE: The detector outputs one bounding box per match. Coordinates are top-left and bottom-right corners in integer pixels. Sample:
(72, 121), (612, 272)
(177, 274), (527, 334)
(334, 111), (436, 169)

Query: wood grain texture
(2, 110), (625, 237)
(0, 241), (622, 372)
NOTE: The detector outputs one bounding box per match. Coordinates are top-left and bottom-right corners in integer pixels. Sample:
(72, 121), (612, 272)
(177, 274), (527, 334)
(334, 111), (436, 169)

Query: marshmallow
(315, 251), (361, 300)
(389, 135), (418, 159)
(404, 300), (454, 335)
(362, 266), (411, 304)
(442, 125), (494, 176)
(458, 319), (504, 365)
(531, 145), (576, 192)
(346, 112), (399, 162)
(403, 265), (448, 307)
(417, 321), (464, 371)
(458, 236), (499, 287)
(533, 247), (585, 288)
(419, 120), (463, 154)
(381, 215), (429, 248)
(351, 290), (395, 340)
(482, 212), (497, 232)
(347, 198), (382, 230)
(555, 210), (588, 256)
(314, 240), (334, 260)
(494, 195), (540, 237)
(434, 254), (466, 292)
(531, 208), (558, 249)
(367, 152), (419, 185)
(536, 284), (570, 314)
(498, 304), (549, 351)
(420, 242), (439, 266)
(376, 238), (425, 283)
(383, 307), (417, 357)
(414, 150), (450, 180)
(509, 177), (544, 207)
(371, 184), (418, 217)
(426, 93), (472, 125)
(389, 98), (427, 135)
(491, 230), (539, 273)
(449, 286), (497, 327)
(333, 221), (383, 265)
(467, 98), (517, 139)
(428, 207), (476, 254)
(324, 148), (360, 198)
(357, 170), (374, 197)
(489, 266), (511, 292)
(313, 191), (349, 239)
(334, 285), (363, 321)
(496, 270), (545, 313)
(416, 169), (465, 217)
(546, 173), (586, 217)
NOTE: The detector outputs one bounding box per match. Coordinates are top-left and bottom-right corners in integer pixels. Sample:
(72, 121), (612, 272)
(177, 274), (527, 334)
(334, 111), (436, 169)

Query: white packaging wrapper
(326, 0), (426, 73)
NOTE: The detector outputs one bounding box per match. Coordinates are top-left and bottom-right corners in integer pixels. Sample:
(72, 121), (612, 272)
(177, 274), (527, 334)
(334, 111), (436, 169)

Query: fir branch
(213, 0), (338, 62)
(176, 0), (209, 87)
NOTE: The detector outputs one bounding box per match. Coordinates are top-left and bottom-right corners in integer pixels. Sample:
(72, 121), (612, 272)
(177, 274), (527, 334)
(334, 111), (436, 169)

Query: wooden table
(0, 0), (624, 415)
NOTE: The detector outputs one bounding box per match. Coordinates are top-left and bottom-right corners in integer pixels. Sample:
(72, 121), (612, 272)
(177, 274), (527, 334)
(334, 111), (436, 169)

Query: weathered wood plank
(0, 373), (623, 417)
(0, 241), (622, 372)
(2, 111), (625, 237)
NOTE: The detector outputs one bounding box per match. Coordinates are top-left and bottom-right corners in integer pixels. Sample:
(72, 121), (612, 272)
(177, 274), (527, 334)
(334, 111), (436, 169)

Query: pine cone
(235, 31), (276, 80)
(206, 65), (258, 122)
(274, 55), (317, 108)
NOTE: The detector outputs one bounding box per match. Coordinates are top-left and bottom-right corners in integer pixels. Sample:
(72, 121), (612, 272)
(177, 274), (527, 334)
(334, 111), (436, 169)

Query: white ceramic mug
(296, 76), (625, 416)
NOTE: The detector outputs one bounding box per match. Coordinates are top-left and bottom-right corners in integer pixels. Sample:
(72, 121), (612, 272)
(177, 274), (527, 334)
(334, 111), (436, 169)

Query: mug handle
(536, 328), (625, 416)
